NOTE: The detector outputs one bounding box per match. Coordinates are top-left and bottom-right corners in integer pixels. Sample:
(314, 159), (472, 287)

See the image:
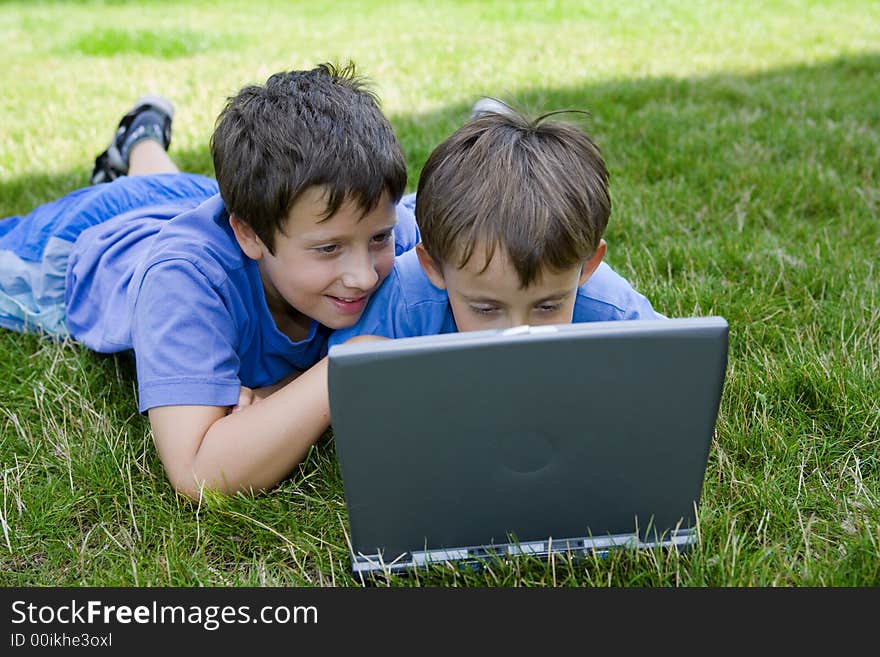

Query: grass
(1, 0), (878, 587)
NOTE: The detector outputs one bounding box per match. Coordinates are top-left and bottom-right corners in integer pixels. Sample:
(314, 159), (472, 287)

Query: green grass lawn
(1, 0), (878, 586)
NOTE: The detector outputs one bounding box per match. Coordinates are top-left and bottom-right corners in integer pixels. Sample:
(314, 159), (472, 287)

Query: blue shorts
(0, 173), (218, 337)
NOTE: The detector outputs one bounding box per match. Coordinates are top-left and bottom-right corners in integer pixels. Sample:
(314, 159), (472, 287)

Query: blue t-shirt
(329, 248), (662, 346)
(65, 191), (419, 412)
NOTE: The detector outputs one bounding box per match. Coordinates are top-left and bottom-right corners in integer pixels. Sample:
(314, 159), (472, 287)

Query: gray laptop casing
(328, 316), (728, 573)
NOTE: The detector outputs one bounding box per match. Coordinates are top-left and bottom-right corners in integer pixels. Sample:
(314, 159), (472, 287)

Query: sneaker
(90, 95), (175, 184)
(470, 97), (514, 120)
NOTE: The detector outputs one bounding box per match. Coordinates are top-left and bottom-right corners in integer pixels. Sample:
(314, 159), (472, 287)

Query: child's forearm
(150, 358), (330, 499)
(197, 358), (330, 494)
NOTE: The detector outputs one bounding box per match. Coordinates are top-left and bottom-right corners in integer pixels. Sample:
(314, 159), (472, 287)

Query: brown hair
(415, 101), (610, 287)
(211, 63), (406, 253)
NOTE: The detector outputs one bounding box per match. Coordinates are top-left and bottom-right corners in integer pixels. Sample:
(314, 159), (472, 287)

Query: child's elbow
(166, 471), (258, 501)
(166, 474), (206, 502)
(164, 465), (225, 501)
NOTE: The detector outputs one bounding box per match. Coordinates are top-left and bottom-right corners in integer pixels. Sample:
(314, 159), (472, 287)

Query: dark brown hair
(415, 101), (610, 287)
(211, 63), (406, 253)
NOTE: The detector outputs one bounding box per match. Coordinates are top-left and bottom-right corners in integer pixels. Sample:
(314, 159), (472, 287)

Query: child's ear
(416, 244), (447, 290)
(229, 214), (265, 260)
(578, 239), (607, 286)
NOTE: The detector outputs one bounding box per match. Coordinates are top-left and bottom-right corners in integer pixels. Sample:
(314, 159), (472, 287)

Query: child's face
(232, 186), (397, 340)
(417, 240), (605, 332)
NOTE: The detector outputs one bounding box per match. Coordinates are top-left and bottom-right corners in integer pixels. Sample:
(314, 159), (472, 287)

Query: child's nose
(340, 251), (380, 291)
(508, 309), (530, 328)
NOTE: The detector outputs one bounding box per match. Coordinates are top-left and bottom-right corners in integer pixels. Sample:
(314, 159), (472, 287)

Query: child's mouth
(327, 294), (368, 314)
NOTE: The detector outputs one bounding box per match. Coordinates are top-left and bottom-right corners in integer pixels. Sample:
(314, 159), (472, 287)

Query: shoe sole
(130, 94), (175, 122)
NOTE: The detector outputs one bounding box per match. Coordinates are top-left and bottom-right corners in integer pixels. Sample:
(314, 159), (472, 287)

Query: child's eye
(370, 230), (394, 247)
(470, 305), (498, 315)
(535, 302), (563, 313)
(313, 244), (340, 255)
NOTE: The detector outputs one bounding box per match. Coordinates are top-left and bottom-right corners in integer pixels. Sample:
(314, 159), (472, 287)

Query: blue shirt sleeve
(574, 262), (665, 322)
(392, 198), (420, 256)
(130, 258), (243, 412)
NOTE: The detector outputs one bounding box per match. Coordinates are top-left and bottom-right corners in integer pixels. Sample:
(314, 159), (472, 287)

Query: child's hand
(228, 371), (306, 414)
(229, 386), (256, 414)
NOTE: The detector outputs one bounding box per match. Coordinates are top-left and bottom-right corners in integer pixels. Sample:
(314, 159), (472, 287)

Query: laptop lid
(328, 316), (728, 573)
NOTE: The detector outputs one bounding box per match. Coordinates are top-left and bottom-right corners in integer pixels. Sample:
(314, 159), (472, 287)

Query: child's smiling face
(232, 185), (398, 341)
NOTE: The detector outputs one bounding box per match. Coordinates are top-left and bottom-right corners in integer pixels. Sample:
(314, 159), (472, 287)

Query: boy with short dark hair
(1, 63), (418, 499)
(330, 100), (661, 347)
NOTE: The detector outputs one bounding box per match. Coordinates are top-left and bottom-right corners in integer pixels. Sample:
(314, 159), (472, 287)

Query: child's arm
(147, 357), (330, 500)
(147, 335), (387, 500)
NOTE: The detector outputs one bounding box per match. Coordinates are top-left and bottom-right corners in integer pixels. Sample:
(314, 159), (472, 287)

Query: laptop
(327, 316), (728, 575)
